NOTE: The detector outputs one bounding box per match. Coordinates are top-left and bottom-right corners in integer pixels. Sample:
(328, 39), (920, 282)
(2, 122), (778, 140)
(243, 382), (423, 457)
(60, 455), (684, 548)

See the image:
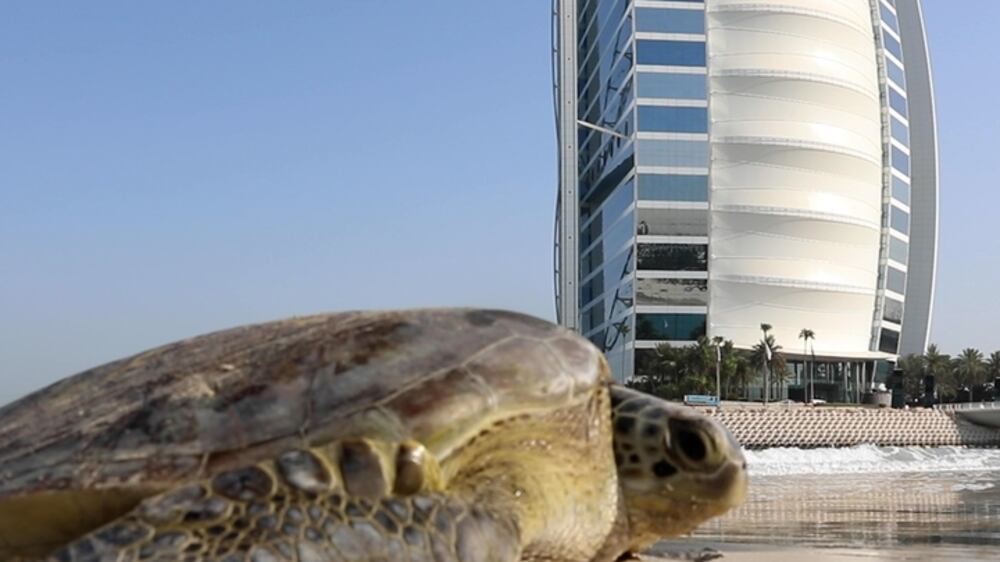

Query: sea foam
(745, 444), (1000, 476)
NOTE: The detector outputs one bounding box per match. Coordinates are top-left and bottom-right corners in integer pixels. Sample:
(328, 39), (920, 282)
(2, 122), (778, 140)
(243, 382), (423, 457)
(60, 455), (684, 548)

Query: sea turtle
(0, 309), (746, 561)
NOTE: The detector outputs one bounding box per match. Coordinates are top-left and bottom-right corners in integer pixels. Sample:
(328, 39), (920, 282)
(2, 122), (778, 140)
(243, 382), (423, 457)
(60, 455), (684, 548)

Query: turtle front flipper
(46, 491), (521, 562)
(45, 444), (522, 562)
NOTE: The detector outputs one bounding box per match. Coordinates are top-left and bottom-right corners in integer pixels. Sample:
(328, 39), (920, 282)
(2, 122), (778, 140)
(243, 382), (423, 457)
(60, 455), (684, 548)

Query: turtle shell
(0, 308), (607, 557)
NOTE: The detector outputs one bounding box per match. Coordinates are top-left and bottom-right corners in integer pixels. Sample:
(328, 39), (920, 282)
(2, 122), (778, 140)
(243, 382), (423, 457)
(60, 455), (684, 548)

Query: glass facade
(570, 0), (710, 381)
(633, 4), (708, 379)
(628, 0), (710, 377)
(572, 0), (638, 375)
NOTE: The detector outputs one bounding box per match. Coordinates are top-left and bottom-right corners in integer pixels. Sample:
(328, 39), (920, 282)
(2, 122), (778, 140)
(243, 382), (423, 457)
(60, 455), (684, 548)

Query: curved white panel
(896, 0), (938, 356)
(707, 0), (883, 354)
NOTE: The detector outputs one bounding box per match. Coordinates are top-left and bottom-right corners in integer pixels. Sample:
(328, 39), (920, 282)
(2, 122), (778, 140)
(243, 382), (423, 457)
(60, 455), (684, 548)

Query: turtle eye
(668, 419), (717, 467)
(677, 428), (707, 463)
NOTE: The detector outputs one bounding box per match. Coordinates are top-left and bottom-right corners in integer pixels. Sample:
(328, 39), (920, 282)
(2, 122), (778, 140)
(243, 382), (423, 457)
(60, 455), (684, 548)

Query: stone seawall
(699, 406), (1000, 449)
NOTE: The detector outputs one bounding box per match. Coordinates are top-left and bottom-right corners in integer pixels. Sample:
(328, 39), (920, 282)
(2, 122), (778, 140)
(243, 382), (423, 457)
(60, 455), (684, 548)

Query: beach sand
(640, 453), (1000, 562)
(644, 543), (1000, 561)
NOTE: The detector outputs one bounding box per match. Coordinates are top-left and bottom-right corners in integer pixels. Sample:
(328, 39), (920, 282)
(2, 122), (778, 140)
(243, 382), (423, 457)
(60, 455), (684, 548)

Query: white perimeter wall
(706, 0), (884, 355)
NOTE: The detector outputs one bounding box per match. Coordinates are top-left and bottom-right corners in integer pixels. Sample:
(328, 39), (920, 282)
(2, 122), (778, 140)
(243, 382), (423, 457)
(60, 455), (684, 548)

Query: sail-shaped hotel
(553, 0), (938, 399)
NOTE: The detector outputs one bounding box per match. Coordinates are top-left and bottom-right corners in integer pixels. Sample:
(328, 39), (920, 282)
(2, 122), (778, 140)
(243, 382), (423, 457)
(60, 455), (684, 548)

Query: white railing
(934, 401), (1000, 412)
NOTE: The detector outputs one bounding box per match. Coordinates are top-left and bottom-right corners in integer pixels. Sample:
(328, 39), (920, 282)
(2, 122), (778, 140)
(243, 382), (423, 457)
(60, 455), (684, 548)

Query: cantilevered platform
(938, 402), (1000, 429)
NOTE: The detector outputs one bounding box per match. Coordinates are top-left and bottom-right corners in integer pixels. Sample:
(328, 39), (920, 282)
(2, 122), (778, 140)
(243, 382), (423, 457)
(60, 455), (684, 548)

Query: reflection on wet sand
(698, 471), (1000, 548)
(657, 468), (1000, 561)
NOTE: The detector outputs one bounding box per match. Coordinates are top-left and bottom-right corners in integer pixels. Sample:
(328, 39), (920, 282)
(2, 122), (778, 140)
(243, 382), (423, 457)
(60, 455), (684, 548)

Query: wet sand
(650, 450), (1000, 562)
(647, 544), (1000, 561)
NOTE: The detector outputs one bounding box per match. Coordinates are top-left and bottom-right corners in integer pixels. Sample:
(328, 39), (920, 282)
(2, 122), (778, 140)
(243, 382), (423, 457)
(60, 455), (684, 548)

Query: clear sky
(0, 1), (992, 404)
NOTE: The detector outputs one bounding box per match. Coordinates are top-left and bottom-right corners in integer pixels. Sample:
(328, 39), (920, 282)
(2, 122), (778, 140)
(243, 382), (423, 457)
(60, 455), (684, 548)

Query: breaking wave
(746, 444), (1000, 477)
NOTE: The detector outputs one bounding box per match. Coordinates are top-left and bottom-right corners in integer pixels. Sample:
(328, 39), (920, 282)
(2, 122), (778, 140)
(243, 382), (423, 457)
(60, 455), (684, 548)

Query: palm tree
(986, 351), (1000, 384)
(725, 351), (755, 400)
(924, 344), (954, 401)
(680, 336), (716, 395)
(896, 353), (926, 401)
(628, 343), (680, 399)
(954, 348), (985, 401)
(753, 331), (786, 403)
(759, 324), (772, 404)
(799, 328), (815, 402)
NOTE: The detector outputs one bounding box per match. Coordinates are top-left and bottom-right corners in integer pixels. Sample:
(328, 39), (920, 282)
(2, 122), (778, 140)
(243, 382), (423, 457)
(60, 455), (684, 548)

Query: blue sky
(0, 1), (993, 404)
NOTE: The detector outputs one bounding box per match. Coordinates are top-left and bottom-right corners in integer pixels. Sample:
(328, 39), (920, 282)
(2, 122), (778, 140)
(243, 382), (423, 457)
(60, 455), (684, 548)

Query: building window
(636, 40), (706, 67)
(587, 328), (607, 350)
(886, 58), (906, 88)
(602, 212), (635, 258)
(637, 140), (709, 167)
(882, 31), (903, 61)
(880, 4), (899, 31)
(637, 174), (708, 201)
(600, 179), (635, 227)
(879, 328), (900, 354)
(637, 243), (707, 271)
(637, 72), (706, 99)
(580, 216), (602, 252)
(578, 0), (631, 61)
(581, 275), (605, 307)
(581, 300), (606, 333)
(602, 249), (635, 293)
(890, 116), (909, 146)
(887, 267), (906, 295)
(892, 175), (910, 206)
(635, 8), (705, 34)
(891, 206), (910, 236)
(889, 236), (909, 265)
(582, 177), (634, 252)
(636, 278), (708, 306)
(636, 207), (708, 236)
(891, 146), (910, 176)
(889, 89), (908, 116)
(637, 106), (708, 133)
(580, 243), (603, 278)
(581, 149), (634, 203)
(636, 313), (707, 341)
(883, 297), (904, 324)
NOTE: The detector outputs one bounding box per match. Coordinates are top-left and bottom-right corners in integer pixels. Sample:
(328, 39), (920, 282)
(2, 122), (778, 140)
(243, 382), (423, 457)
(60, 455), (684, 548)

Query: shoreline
(647, 540), (1000, 562)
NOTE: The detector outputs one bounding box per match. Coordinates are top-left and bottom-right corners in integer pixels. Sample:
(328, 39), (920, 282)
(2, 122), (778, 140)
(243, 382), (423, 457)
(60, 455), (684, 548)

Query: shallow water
(662, 446), (1000, 561)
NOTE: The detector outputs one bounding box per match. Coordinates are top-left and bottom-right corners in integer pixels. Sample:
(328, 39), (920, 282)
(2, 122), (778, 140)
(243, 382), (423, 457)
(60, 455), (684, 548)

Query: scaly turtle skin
(0, 309), (746, 561)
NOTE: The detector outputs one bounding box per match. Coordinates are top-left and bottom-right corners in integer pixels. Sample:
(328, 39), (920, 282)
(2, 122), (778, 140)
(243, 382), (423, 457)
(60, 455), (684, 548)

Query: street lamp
(799, 329), (815, 403)
(713, 336), (724, 407)
(760, 323), (772, 406)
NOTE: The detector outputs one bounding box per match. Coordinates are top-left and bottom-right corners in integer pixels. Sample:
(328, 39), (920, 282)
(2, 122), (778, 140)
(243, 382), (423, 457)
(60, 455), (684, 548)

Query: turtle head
(609, 386), (747, 550)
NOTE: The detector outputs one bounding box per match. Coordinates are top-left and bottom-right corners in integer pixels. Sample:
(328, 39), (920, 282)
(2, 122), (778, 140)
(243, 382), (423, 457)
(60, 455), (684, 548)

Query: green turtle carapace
(0, 309), (746, 561)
